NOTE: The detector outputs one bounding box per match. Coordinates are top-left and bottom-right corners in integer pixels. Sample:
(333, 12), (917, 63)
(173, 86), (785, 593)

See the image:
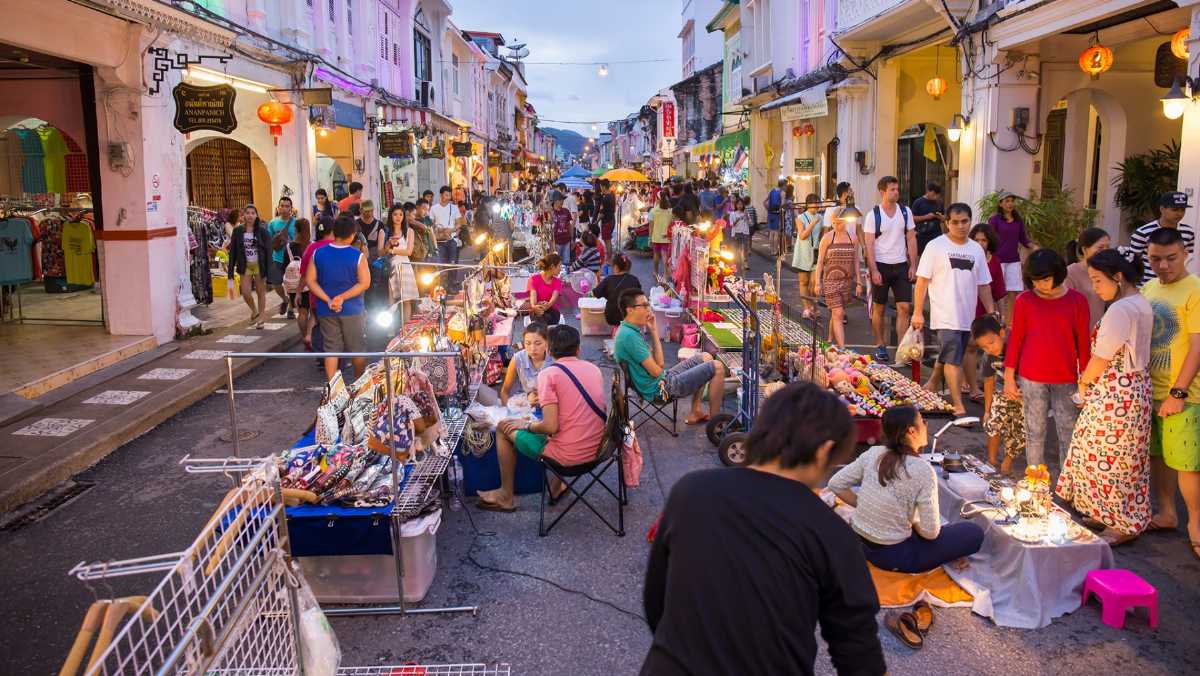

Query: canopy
(558, 164), (590, 179)
(591, 166), (607, 176)
(600, 168), (651, 182)
(556, 177), (592, 190)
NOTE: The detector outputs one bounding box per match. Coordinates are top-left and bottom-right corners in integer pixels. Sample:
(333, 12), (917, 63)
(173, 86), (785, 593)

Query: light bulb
(598, 64), (609, 78)
(474, 232), (488, 245)
(418, 335), (432, 352)
(947, 127), (962, 143)
(719, 248), (734, 261)
(492, 241), (506, 253)
(420, 272), (436, 286)
(374, 310), (394, 328)
(1163, 98), (1187, 120)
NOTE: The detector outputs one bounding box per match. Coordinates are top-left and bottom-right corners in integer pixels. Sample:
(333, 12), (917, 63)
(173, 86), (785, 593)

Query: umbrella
(559, 164), (590, 179)
(600, 168), (651, 182)
(591, 166), (607, 176)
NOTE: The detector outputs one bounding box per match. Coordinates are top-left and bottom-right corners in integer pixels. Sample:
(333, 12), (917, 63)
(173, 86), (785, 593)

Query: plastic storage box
(579, 297), (609, 336)
(297, 509), (442, 604)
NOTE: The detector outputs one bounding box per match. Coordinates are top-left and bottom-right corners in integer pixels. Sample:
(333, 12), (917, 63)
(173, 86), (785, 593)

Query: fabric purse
(416, 357), (457, 396)
(314, 372), (350, 447)
(367, 398), (414, 460)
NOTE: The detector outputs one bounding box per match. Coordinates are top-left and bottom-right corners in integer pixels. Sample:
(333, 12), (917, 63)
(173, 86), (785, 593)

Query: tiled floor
(1, 284), (103, 323)
(0, 324), (154, 396)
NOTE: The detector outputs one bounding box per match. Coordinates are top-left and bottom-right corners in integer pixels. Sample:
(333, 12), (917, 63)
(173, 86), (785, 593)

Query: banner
(661, 101), (676, 140)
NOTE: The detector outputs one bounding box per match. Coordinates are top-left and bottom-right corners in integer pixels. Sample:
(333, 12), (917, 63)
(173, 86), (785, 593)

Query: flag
(923, 125), (938, 163)
(764, 142), (775, 170)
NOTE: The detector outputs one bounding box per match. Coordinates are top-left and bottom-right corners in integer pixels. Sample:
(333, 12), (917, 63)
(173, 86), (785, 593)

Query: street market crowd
(213, 171), (1197, 675)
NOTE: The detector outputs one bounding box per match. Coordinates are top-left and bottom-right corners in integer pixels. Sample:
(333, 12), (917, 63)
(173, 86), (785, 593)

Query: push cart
(706, 283), (763, 466)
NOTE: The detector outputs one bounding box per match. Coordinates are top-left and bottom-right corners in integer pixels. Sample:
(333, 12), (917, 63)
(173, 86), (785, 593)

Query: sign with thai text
(661, 101), (676, 139)
(451, 141), (474, 157)
(172, 82), (236, 134)
(377, 132), (412, 158)
(794, 157), (816, 173)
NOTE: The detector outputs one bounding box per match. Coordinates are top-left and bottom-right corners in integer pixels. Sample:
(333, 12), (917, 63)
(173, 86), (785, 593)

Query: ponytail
(1066, 227), (1109, 265)
(877, 405), (919, 487)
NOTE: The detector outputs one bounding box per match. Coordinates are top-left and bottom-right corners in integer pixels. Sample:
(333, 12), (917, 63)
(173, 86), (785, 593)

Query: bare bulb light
(598, 64), (609, 78)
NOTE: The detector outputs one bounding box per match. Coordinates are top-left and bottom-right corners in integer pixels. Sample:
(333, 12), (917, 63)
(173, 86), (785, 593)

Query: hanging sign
(425, 140), (445, 158)
(661, 101), (676, 139)
(310, 105), (337, 131)
(451, 141), (474, 157)
(794, 157), (816, 173)
(377, 132), (412, 158)
(172, 82), (237, 134)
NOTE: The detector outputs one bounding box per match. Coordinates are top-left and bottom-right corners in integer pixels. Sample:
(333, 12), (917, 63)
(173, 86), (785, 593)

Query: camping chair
(619, 361), (678, 437)
(538, 366), (629, 537)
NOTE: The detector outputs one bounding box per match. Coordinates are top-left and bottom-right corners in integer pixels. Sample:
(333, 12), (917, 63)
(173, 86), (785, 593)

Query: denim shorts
(663, 355), (716, 399)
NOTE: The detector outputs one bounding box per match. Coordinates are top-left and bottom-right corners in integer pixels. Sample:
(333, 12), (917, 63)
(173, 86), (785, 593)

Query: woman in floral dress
(1056, 249), (1153, 544)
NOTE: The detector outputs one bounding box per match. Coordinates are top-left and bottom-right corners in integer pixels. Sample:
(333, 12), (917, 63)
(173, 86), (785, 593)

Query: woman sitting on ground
(498, 322), (554, 406)
(828, 405), (985, 573)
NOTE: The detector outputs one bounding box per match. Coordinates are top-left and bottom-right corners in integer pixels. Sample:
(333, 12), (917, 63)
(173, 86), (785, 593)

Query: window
(452, 54), (459, 95)
(414, 31), (432, 82)
(346, 0), (352, 34)
(327, 0), (334, 21)
(681, 25), (695, 77)
(393, 43), (399, 67)
(747, 0), (772, 71)
(380, 36), (386, 61)
(383, 12), (388, 35)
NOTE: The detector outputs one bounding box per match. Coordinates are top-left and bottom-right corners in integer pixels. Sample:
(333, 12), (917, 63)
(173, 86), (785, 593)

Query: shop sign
(661, 101), (676, 139)
(780, 98), (828, 122)
(1153, 42), (1189, 88)
(172, 82), (237, 134)
(794, 157), (816, 173)
(425, 140), (445, 158)
(451, 141), (474, 157)
(332, 100), (365, 130)
(377, 132), (412, 158)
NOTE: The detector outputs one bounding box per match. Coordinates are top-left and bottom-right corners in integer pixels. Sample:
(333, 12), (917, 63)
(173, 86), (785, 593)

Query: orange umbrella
(600, 168), (651, 182)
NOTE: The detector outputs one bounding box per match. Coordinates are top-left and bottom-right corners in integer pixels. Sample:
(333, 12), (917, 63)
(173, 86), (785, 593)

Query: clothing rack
(0, 206), (104, 326)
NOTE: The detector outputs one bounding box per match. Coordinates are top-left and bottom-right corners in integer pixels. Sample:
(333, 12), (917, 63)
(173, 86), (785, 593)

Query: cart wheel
(705, 413), (736, 446)
(718, 432), (749, 467)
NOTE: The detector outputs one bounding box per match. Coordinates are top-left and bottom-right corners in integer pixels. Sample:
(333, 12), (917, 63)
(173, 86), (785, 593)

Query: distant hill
(542, 127), (586, 156)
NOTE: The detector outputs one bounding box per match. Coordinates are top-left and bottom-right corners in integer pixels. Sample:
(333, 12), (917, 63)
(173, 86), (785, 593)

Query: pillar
(1178, 6), (1200, 273)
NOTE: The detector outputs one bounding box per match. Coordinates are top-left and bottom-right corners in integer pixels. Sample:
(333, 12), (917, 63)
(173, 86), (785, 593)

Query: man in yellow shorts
(1142, 227), (1200, 558)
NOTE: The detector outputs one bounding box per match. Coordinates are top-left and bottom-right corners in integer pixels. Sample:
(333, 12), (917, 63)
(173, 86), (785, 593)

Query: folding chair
(619, 361), (679, 437)
(539, 369), (629, 537)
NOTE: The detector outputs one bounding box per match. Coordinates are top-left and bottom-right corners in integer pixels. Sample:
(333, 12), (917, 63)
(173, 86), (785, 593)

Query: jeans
(438, 239), (460, 287)
(556, 242), (572, 266)
(862, 522), (985, 573)
(662, 355), (717, 399)
(1018, 376), (1079, 467)
(735, 233), (750, 270)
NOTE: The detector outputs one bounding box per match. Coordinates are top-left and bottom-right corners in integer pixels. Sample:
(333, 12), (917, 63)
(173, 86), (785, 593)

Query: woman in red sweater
(1003, 249), (1090, 472)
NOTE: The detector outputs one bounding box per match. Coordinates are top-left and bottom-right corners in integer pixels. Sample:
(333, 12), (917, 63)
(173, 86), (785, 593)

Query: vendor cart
(706, 283), (763, 466)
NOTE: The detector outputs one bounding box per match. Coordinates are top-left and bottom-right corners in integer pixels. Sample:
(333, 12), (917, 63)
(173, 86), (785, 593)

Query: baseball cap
(1158, 191), (1192, 209)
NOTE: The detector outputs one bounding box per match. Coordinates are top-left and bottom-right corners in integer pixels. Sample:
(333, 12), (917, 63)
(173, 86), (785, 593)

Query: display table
(937, 469), (1114, 629)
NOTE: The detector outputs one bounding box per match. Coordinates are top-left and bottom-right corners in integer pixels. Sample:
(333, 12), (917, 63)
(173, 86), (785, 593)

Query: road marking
(139, 368), (195, 380)
(13, 418), (94, 437)
(183, 350), (234, 360)
(216, 334), (261, 344)
(83, 390), (151, 405)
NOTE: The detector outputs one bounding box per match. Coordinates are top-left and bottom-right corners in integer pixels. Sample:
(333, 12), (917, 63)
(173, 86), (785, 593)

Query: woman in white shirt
(1056, 249), (1154, 544)
(828, 406), (984, 573)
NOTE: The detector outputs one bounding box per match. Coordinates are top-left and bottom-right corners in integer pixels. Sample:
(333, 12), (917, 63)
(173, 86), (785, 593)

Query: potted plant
(1112, 140), (1181, 228)
(977, 186), (1098, 256)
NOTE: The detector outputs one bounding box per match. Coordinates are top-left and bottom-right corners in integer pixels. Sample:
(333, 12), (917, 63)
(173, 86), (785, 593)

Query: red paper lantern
(792, 125), (802, 138)
(1079, 44), (1114, 79)
(925, 76), (948, 100)
(256, 100), (293, 145)
(1172, 28), (1190, 60)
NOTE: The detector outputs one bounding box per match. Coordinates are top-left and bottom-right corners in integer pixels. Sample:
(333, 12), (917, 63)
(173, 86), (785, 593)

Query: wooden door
(186, 138), (254, 210)
(1042, 108), (1067, 197)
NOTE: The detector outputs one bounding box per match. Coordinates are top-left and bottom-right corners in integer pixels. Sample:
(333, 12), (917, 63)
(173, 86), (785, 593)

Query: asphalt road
(2, 247), (1197, 675)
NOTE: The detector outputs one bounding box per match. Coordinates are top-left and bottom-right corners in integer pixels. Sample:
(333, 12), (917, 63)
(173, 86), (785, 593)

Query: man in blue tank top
(306, 215), (371, 379)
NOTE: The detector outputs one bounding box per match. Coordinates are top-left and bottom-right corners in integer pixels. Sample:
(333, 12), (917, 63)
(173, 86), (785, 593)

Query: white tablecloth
(937, 472), (1114, 629)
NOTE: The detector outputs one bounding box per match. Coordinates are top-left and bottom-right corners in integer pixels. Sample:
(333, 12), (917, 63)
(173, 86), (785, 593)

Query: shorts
(983, 396), (1025, 459)
(317, 313), (366, 353)
(244, 262), (262, 279)
(1001, 261), (1023, 293)
(653, 242), (670, 256)
(936, 330), (970, 366)
(514, 429), (549, 459)
(267, 259), (284, 285)
(1149, 402), (1200, 471)
(662, 354), (717, 399)
(298, 291), (310, 310)
(871, 261), (913, 305)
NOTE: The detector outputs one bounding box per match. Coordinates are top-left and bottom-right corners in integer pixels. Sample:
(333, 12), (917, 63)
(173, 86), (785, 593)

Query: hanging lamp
(257, 101), (293, 145)
(1079, 33), (1114, 80)
(926, 47), (948, 100)
(1172, 28), (1190, 60)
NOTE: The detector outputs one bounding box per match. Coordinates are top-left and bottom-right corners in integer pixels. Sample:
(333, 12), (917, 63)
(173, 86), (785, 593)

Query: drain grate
(0, 480), (97, 532)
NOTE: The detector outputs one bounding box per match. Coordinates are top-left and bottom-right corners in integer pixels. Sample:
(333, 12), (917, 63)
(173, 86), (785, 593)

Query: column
(1178, 6), (1200, 273)
(835, 77), (874, 205)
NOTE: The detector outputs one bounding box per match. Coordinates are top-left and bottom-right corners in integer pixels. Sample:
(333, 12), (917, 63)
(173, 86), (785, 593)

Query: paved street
(2, 249), (1197, 676)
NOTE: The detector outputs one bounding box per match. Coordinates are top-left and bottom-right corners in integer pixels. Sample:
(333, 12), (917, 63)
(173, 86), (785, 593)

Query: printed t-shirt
(243, 231), (259, 265)
(299, 239), (333, 278)
(0, 218), (34, 283)
(14, 129), (46, 194)
(536, 357), (606, 465)
(311, 244), (364, 317)
(614, 321), (661, 400)
(650, 207), (672, 243)
(62, 220), (96, 286)
(267, 217), (297, 264)
(1141, 275), (1200, 403)
(38, 127), (69, 194)
(864, 203), (913, 265)
(529, 273), (562, 310)
(915, 235), (991, 331)
(552, 208), (573, 245)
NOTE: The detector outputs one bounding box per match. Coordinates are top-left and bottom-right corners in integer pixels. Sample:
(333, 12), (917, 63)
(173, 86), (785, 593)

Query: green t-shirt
(267, 217), (296, 264)
(1142, 274), (1200, 403)
(615, 321), (662, 399)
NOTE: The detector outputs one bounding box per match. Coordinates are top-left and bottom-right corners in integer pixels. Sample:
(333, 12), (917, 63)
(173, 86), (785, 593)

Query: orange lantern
(256, 100), (293, 145)
(1172, 28), (1190, 61)
(925, 76), (948, 100)
(1079, 43), (1114, 79)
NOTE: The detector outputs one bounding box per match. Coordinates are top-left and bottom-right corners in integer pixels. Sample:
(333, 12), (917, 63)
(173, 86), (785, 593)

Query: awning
(377, 104), (428, 127)
(760, 81), (830, 114)
(689, 139), (716, 161)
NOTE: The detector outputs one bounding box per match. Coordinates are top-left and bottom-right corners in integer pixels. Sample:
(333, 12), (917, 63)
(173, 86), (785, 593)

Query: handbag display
(314, 372), (350, 447)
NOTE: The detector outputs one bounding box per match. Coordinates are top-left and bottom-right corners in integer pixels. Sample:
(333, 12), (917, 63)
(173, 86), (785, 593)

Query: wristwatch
(1169, 387), (1188, 400)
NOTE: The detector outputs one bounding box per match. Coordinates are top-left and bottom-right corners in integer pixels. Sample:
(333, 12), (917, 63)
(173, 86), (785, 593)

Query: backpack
(282, 244), (302, 293)
(409, 225), (428, 262)
(872, 204), (913, 255)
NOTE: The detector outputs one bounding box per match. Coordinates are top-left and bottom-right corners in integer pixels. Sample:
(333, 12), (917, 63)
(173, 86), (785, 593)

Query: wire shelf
(75, 461), (297, 676)
(336, 665), (511, 675)
(391, 411), (465, 518)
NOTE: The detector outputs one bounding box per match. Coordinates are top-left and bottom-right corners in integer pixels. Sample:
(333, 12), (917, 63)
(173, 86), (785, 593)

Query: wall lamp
(1161, 76), (1197, 121)
(947, 113), (971, 143)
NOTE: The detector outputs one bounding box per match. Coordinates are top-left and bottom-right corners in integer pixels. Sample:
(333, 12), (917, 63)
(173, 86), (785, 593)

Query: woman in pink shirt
(529, 253), (564, 325)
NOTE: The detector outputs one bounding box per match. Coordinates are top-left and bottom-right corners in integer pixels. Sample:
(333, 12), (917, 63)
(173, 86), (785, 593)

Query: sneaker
(278, 302), (288, 316)
(874, 346), (890, 362)
(286, 310), (296, 319)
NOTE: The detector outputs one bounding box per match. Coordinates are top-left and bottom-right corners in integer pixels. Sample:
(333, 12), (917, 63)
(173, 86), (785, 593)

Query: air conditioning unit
(418, 80), (434, 107)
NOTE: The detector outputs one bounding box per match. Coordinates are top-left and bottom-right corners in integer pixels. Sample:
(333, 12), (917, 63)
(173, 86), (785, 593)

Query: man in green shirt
(267, 196), (298, 318)
(1141, 227), (1200, 558)
(613, 289), (726, 425)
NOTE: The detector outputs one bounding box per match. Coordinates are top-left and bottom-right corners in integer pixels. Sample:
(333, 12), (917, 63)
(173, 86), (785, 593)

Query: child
(728, 197), (751, 272)
(972, 315), (1023, 475)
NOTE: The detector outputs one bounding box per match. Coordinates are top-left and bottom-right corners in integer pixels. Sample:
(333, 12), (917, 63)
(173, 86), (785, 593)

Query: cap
(997, 190), (1018, 201)
(1158, 191), (1192, 209)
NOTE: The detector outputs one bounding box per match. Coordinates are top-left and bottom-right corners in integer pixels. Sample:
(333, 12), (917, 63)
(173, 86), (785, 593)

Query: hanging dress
(1055, 300), (1153, 535)
(821, 232), (856, 309)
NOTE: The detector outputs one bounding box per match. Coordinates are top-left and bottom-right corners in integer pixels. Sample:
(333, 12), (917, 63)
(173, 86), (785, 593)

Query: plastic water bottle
(449, 457), (464, 511)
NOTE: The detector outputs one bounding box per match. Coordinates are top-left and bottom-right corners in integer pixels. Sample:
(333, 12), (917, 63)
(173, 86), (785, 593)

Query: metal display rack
(336, 666), (510, 675)
(706, 284), (764, 466)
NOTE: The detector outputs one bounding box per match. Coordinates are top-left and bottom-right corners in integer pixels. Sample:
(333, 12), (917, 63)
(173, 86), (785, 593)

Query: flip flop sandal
(548, 484), (570, 506)
(911, 600), (934, 635)
(476, 500), (516, 513)
(884, 610), (924, 649)
(1190, 542), (1200, 562)
(685, 415), (710, 425)
(1145, 519), (1178, 533)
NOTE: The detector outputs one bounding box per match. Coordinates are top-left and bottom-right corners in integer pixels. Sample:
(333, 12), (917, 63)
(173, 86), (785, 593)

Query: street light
(598, 64), (609, 78)
(947, 113), (970, 143)
(1161, 77), (1194, 120)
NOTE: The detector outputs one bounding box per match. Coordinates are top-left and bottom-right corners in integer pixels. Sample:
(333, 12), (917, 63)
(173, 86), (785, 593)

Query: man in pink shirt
(478, 325), (607, 512)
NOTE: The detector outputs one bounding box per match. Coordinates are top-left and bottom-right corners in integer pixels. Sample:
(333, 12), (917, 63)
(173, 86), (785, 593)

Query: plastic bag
(290, 561), (341, 675)
(895, 327), (924, 367)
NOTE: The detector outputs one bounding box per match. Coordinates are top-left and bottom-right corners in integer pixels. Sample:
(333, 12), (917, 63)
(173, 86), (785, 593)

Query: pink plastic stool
(1081, 569), (1158, 629)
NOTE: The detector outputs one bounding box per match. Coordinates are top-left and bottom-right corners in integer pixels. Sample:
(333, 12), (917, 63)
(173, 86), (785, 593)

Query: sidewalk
(0, 314), (301, 513)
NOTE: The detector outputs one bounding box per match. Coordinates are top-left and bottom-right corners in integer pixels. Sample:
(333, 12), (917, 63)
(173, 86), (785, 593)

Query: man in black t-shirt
(911, 181), (945, 257)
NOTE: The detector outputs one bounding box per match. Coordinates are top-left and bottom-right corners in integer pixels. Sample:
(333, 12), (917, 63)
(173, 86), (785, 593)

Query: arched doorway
(897, 123), (951, 205)
(1043, 89), (1128, 236)
(185, 138), (273, 211)
(316, 155), (348, 201)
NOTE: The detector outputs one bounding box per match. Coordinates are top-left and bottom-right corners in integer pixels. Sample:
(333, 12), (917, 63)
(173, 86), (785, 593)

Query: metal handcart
(706, 282), (763, 466)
